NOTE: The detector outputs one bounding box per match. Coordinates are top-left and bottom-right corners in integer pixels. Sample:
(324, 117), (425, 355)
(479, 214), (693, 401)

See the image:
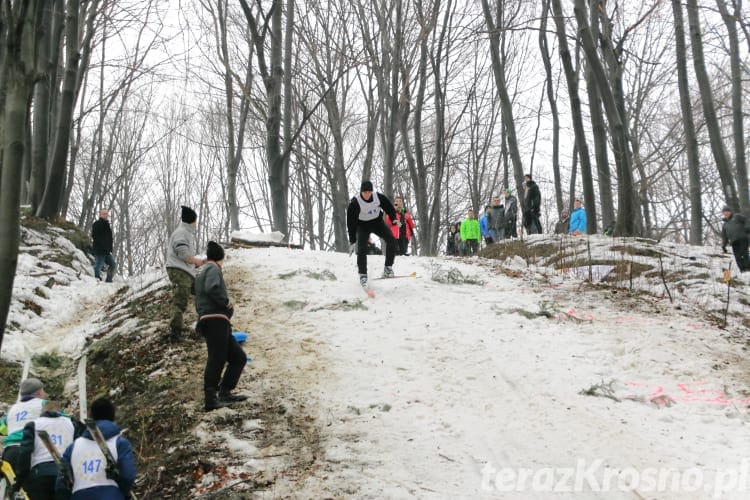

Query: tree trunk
(573, 0), (636, 235)
(266, 0), (285, 234)
(37, 0), (81, 218)
(716, 0), (747, 213)
(0, 0), (40, 351)
(538, 0), (562, 215)
(550, 0), (597, 232)
(27, 2), (53, 210)
(481, 0), (525, 205)
(585, 0), (614, 231)
(383, 0), (403, 196)
(685, 0), (739, 210)
(671, 0), (702, 244)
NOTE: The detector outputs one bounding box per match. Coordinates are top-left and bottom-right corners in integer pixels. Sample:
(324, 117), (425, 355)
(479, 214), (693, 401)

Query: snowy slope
(220, 240), (750, 499)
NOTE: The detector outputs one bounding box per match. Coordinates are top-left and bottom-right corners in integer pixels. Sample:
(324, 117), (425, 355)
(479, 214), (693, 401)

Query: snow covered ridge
(483, 234), (750, 332)
(3, 218), (118, 362)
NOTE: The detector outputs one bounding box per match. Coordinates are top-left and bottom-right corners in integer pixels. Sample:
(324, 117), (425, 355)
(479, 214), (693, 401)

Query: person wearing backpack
(14, 402), (77, 500)
(55, 398), (136, 500)
(2, 378), (47, 480)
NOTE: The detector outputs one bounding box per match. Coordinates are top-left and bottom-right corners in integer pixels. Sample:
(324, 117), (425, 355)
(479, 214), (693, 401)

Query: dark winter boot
(169, 327), (185, 343)
(204, 390), (233, 411)
(218, 390), (248, 403)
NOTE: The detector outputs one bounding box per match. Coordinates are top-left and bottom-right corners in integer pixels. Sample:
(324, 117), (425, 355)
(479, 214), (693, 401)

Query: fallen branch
(30, 271), (57, 277)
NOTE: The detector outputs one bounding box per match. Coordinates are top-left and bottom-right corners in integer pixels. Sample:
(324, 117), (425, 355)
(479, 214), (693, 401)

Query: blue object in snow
(232, 331), (247, 343)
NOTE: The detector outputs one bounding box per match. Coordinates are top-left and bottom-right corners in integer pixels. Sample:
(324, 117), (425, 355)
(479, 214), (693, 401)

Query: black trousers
(356, 218), (397, 275)
(23, 472), (56, 500)
(732, 238), (750, 272)
(200, 318), (247, 393)
(397, 237), (409, 256)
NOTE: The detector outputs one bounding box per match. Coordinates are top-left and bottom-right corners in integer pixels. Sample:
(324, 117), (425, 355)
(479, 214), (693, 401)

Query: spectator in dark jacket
(56, 398), (136, 500)
(522, 175), (542, 235)
(503, 188), (518, 238)
(91, 209), (116, 282)
(554, 210), (570, 235)
(195, 241), (248, 411)
(487, 196), (505, 242)
(447, 224), (460, 255)
(721, 206), (750, 272)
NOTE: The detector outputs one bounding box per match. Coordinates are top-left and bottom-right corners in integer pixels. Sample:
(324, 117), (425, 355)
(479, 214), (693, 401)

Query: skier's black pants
(731, 238), (750, 272)
(356, 218), (397, 275)
(397, 237), (409, 256)
(22, 468), (56, 500)
(199, 318), (246, 393)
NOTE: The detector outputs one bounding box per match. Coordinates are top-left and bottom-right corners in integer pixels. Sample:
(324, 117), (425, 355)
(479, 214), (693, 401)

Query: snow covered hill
(2, 228), (750, 499)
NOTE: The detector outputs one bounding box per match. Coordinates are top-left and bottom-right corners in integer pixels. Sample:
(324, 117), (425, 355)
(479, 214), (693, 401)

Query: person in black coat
(91, 208), (117, 282)
(522, 175), (542, 235)
(721, 206), (750, 272)
(346, 180), (399, 287)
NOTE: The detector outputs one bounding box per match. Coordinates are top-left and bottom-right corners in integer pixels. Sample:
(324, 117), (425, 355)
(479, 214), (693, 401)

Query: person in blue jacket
(479, 205), (492, 245)
(56, 398), (136, 500)
(569, 198), (587, 235)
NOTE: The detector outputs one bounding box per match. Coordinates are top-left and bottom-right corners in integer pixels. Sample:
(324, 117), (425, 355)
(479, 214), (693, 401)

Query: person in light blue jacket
(569, 198), (587, 235)
(479, 205), (491, 245)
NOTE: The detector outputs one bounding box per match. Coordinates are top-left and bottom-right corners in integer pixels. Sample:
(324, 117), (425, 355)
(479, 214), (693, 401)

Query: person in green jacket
(460, 208), (481, 256)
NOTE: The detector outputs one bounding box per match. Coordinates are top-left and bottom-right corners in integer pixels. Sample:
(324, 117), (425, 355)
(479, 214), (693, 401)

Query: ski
(18, 351), (31, 399)
(36, 430), (73, 488)
(77, 355), (87, 422)
(0, 460), (29, 500)
(362, 286), (375, 299)
(84, 419), (119, 480)
(373, 271), (418, 280)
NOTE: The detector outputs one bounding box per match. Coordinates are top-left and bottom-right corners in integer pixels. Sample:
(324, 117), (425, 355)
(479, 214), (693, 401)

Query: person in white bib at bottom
(2, 378), (47, 476)
(55, 398), (136, 500)
(14, 401), (76, 499)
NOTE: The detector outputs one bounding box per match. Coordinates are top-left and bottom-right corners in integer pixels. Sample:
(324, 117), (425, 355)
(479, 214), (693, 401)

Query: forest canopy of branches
(0, 0), (748, 341)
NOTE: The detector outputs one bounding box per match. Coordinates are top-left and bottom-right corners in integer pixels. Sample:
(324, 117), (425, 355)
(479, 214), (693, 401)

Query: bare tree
(685, 0), (739, 210)
(715, 0), (747, 213)
(572, 0), (638, 235)
(538, 0), (562, 215)
(0, 1), (43, 350)
(480, 0), (525, 204)
(37, 0), (102, 218)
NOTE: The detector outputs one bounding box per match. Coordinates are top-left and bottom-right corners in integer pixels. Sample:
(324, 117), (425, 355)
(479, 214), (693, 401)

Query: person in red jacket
(384, 197), (416, 256)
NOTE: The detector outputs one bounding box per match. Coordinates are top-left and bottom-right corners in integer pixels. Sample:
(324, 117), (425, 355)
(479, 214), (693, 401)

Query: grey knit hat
(20, 377), (44, 396)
